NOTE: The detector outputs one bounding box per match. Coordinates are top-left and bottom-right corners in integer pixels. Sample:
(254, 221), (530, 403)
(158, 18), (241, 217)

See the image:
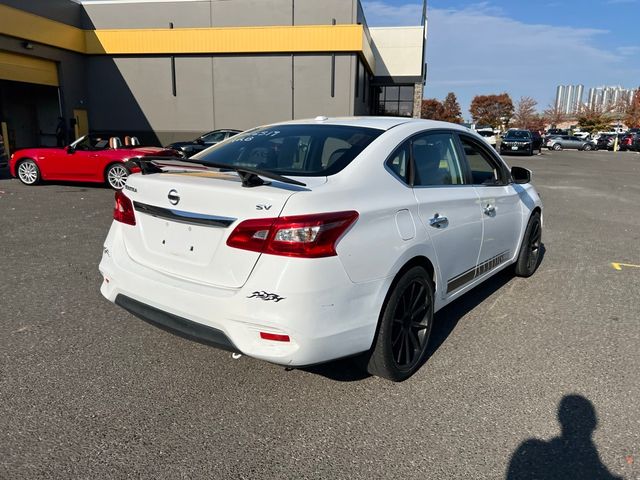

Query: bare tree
(513, 96), (538, 129)
(543, 104), (566, 128)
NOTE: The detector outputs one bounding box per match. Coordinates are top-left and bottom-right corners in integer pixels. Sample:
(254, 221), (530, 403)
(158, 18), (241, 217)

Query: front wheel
(17, 159), (41, 185)
(583, 144), (593, 151)
(105, 163), (130, 190)
(553, 144), (562, 151)
(364, 266), (434, 382)
(514, 212), (542, 277)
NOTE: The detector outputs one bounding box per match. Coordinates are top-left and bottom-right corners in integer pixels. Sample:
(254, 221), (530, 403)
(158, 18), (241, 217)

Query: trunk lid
(121, 170), (322, 288)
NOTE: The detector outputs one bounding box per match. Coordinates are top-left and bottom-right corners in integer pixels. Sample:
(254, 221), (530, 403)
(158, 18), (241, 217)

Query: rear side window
(459, 136), (504, 185)
(386, 141), (411, 183)
(195, 125), (382, 176)
(412, 133), (465, 186)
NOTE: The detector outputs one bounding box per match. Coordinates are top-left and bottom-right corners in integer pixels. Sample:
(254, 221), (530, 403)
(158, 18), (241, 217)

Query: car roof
(267, 116), (471, 132)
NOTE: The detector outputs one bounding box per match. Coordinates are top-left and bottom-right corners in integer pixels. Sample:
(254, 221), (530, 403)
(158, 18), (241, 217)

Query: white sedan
(99, 117), (543, 381)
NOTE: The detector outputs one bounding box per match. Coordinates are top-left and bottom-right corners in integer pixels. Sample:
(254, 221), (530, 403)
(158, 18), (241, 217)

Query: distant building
(0, 0), (427, 150)
(587, 86), (635, 112)
(555, 84), (584, 115)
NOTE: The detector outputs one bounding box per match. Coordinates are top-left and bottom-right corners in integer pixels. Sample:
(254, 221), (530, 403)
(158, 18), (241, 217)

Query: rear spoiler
(125, 156), (307, 188)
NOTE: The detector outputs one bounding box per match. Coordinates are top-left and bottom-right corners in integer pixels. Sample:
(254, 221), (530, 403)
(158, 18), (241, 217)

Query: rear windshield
(193, 125), (383, 176)
(477, 131), (494, 137)
(505, 130), (531, 139)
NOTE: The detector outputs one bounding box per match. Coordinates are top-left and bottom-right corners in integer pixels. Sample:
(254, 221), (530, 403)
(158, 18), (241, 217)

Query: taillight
(113, 190), (136, 225)
(227, 211), (358, 258)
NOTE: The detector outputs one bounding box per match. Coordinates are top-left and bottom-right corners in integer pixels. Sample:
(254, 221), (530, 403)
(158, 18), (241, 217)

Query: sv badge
(256, 204), (272, 210)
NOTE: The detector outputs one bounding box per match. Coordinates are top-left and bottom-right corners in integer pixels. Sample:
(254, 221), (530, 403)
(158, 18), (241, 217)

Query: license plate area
(138, 216), (224, 266)
(511, 146), (518, 150)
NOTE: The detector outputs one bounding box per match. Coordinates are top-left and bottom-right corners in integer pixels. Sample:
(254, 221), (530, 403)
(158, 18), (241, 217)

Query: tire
(583, 144), (593, 151)
(105, 163), (130, 190)
(364, 266), (434, 382)
(553, 143), (562, 151)
(514, 212), (542, 277)
(16, 159), (41, 185)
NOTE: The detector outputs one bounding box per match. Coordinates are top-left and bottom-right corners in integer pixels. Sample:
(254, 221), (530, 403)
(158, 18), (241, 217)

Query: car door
(410, 131), (484, 298)
(457, 133), (522, 277)
(66, 135), (106, 180)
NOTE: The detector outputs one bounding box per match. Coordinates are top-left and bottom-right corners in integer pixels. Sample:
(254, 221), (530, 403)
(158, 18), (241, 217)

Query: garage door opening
(0, 51), (61, 151)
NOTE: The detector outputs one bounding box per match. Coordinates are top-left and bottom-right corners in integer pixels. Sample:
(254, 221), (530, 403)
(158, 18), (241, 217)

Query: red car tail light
(227, 211), (358, 258)
(113, 190), (136, 226)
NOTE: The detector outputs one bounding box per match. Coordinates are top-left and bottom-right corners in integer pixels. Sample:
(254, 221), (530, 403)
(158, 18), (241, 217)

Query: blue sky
(362, 0), (640, 120)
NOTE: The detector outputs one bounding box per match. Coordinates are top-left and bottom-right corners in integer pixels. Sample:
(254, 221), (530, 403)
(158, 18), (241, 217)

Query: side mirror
(511, 166), (531, 184)
(66, 146), (75, 154)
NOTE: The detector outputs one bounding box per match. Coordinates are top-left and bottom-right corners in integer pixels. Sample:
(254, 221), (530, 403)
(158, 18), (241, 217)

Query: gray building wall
(3, 0), (83, 28)
(81, 0), (360, 29)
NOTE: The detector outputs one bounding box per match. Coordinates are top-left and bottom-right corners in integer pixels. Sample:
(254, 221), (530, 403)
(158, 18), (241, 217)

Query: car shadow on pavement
(0, 166), (11, 180)
(506, 394), (623, 480)
(301, 244), (546, 383)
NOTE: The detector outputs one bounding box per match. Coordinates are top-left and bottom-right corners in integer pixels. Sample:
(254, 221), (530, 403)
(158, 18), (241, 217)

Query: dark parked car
(545, 128), (569, 138)
(0, 133), (7, 168)
(500, 129), (537, 156)
(545, 135), (595, 151)
(167, 129), (241, 157)
(596, 133), (627, 151)
(619, 133), (640, 151)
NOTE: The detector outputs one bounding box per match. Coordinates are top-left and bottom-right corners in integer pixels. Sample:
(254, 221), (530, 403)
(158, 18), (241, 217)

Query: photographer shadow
(506, 394), (623, 480)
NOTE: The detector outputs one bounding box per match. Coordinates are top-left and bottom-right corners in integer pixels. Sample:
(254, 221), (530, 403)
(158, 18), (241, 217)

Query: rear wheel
(105, 163), (130, 190)
(553, 144), (562, 151)
(364, 266), (434, 382)
(583, 144), (593, 151)
(17, 159), (40, 185)
(514, 212), (542, 277)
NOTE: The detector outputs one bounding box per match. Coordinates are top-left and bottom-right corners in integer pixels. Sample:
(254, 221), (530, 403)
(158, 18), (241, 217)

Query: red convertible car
(9, 133), (179, 189)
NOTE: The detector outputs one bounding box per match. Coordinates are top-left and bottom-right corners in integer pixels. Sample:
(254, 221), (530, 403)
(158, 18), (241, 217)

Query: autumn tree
(576, 104), (611, 133)
(513, 96), (538, 129)
(542, 104), (566, 128)
(441, 92), (463, 123)
(469, 93), (514, 129)
(624, 88), (640, 128)
(421, 98), (445, 121)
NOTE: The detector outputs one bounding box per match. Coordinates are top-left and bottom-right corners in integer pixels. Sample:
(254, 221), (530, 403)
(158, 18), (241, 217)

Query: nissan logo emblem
(168, 189), (180, 205)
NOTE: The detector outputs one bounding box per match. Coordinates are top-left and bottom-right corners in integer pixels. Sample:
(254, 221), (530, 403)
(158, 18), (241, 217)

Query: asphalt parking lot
(1, 149), (639, 479)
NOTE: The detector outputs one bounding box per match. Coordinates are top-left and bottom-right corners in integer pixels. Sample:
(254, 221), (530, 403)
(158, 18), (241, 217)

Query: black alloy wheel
(515, 212), (542, 277)
(364, 266), (434, 382)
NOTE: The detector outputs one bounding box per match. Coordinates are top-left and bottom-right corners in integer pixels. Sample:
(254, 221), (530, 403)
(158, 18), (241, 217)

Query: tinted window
(195, 125), (382, 176)
(459, 136), (502, 185)
(386, 141), (410, 183)
(477, 131), (494, 137)
(412, 133), (464, 186)
(505, 130), (531, 140)
(202, 131), (226, 143)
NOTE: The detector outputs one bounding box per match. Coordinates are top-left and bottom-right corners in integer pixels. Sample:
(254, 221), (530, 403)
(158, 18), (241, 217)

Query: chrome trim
(133, 201), (236, 228)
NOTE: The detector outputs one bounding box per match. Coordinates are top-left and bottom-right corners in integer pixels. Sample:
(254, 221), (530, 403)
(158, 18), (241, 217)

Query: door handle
(429, 213), (449, 229)
(483, 204), (496, 216)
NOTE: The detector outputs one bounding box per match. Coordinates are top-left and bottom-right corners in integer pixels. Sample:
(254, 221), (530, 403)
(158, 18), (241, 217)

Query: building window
(375, 85), (414, 117)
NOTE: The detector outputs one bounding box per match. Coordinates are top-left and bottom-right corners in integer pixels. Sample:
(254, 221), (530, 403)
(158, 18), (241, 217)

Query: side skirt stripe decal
(446, 250), (510, 294)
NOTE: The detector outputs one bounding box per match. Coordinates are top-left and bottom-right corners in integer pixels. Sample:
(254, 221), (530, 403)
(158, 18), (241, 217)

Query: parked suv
(500, 129), (537, 155)
(545, 135), (594, 151)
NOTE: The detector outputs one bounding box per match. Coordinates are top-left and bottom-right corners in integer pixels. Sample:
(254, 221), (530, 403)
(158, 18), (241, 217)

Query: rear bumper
(115, 294), (240, 353)
(99, 222), (386, 366)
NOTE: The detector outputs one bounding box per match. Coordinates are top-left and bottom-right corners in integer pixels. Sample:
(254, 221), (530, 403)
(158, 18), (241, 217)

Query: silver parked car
(545, 135), (594, 151)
